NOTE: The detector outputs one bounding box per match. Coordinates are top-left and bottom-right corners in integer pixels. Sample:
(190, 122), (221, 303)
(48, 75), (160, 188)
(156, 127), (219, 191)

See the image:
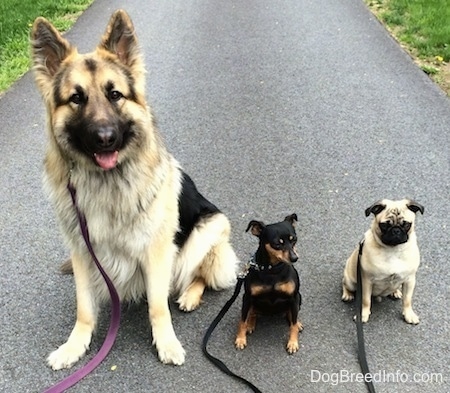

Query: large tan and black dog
(342, 199), (424, 324)
(31, 10), (238, 369)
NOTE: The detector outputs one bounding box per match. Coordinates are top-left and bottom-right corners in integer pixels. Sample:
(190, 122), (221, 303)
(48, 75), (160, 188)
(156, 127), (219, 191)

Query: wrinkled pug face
(365, 199), (424, 246)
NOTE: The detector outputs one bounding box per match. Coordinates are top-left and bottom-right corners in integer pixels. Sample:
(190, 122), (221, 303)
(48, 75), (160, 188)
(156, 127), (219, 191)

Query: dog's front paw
(353, 312), (370, 323)
(235, 337), (247, 350)
(286, 339), (299, 354)
(156, 338), (186, 365)
(47, 342), (88, 370)
(361, 307), (371, 323)
(361, 314), (370, 323)
(403, 309), (420, 325)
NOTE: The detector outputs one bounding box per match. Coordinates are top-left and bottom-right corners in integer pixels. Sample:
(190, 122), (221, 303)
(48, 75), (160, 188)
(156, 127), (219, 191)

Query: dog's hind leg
(177, 276), (206, 312)
(175, 213), (238, 311)
(342, 273), (356, 302)
(342, 284), (355, 302)
(47, 252), (99, 370)
(200, 237), (239, 291)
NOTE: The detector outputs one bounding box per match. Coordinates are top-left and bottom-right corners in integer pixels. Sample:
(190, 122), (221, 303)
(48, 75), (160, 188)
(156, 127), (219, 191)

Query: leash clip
(237, 253), (258, 279)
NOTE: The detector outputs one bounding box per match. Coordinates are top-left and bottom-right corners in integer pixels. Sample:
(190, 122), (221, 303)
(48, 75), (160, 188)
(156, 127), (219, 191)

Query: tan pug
(342, 199), (424, 324)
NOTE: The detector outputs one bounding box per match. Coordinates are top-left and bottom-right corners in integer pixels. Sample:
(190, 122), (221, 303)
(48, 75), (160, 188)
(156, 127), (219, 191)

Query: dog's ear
(284, 213), (298, 226)
(365, 201), (386, 217)
(407, 200), (424, 215)
(246, 220), (265, 237)
(98, 10), (145, 96)
(99, 10), (142, 68)
(31, 17), (75, 93)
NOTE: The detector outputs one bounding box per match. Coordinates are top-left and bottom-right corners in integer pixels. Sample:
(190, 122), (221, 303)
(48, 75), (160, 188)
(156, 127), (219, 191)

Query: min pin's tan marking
(275, 281), (296, 295)
(264, 243), (290, 264)
(250, 284), (271, 296)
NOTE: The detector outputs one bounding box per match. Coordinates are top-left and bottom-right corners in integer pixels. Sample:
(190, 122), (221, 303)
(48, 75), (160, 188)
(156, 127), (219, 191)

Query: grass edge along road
(0, 0), (449, 96)
(0, 0), (93, 94)
(365, 0), (450, 96)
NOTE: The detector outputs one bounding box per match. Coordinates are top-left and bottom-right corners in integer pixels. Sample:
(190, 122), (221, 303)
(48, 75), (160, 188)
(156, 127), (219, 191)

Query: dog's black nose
(96, 126), (117, 148)
(391, 227), (402, 237)
(289, 250), (298, 263)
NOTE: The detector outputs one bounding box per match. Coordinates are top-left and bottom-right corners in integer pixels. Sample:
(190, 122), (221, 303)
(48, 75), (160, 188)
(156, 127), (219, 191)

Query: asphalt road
(1, 0), (449, 392)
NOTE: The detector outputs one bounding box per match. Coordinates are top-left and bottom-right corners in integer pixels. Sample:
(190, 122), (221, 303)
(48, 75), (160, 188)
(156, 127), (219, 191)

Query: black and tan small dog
(235, 214), (303, 354)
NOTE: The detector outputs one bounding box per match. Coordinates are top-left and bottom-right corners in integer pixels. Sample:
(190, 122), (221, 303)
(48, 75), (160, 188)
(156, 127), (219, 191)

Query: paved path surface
(1, 0), (449, 392)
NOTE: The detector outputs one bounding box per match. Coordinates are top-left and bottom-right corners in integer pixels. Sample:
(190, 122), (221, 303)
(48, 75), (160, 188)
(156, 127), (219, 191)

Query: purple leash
(43, 183), (121, 392)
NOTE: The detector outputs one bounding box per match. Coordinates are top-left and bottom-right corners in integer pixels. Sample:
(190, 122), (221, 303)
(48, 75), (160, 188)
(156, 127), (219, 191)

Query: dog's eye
(379, 222), (390, 232)
(402, 222), (412, 231)
(69, 93), (83, 105)
(109, 90), (123, 102)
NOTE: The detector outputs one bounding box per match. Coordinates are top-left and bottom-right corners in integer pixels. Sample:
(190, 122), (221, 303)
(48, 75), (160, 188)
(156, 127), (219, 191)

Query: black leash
(203, 244), (376, 393)
(202, 274), (263, 393)
(355, 240), (376, 393)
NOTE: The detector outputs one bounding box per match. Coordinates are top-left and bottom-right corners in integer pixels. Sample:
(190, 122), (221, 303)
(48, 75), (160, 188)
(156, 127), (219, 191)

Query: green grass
(366, 0), (450, 95)
(368, 0), (450, 61)
(1, 1), (449, 94)
(0, 0), (93, 93)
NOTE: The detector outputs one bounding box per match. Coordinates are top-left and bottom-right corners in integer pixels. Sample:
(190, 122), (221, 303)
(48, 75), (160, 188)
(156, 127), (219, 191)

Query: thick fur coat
(31, 10), (238, 369)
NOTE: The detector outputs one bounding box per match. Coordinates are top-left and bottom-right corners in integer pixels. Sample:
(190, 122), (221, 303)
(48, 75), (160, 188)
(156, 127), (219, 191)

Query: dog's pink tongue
(94, 151), (119, 170)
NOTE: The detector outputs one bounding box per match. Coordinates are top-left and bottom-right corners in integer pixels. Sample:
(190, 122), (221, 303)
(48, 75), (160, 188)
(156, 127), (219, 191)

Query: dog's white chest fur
(364, 248), (419, 297)
(46, 161), (180, 302)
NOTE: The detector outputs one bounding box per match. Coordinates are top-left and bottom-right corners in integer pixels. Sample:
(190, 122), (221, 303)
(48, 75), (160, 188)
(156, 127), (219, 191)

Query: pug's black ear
(245, 220), (265, 237)
(284, 213), (298, 226)
(365, 201), (386, 217)
(407, 200), (424, 215)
